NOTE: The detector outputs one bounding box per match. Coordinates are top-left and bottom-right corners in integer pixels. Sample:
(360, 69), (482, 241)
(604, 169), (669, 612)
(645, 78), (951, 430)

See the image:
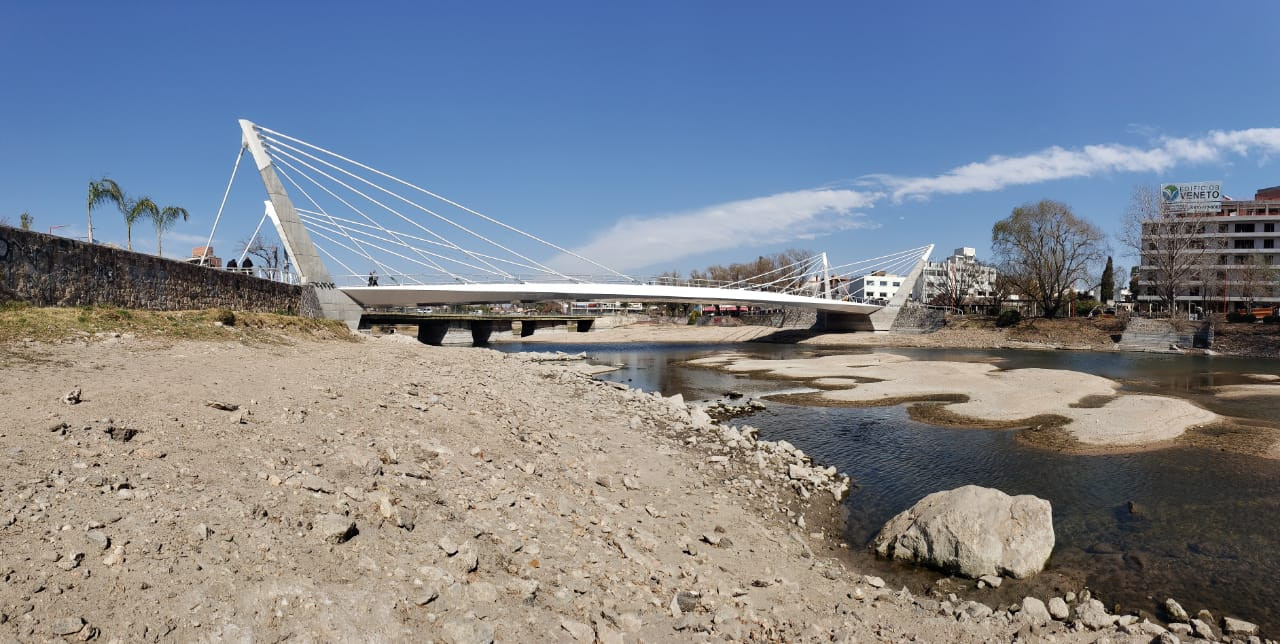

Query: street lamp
(48, 225), (67, 236)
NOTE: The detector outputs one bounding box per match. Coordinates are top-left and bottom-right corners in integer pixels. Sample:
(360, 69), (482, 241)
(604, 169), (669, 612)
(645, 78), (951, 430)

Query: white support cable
(237, 211), (270, 266)
(305, 223), (477, 281)
(296, 209), (554, 275)
(264, 138), (528, 280)
(269, 148), (509, 281)
(312, 243), (361, 282)
(200, 145), (246, 264)
(306, 229), (418, 286)
(722, 254), (823, 289)
(297, 213), (517, 278)
(265, 139), (573, 283)
(257, 125), (638, 283)
(275, 164), (430, 284)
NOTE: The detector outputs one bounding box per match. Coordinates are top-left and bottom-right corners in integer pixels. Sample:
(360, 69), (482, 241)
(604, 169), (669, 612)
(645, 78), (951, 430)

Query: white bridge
(208, 120), (933, 332)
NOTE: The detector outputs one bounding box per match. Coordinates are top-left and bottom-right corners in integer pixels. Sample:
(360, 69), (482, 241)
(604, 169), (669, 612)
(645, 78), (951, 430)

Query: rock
(438, 537), (459, 556)
(1076, 599), (1115, 630)
(205, 400), (239, 411)
(560, 618), (593, 643)
(440, 618), (494, 644)
(1191, 618), (1217, 640)
(56, 551), (85, 571)
(977, 574), (1002, 588)
(85, 530), (110, 551)
(63, 388), (82, 405)
(1020, 597), (1051, 625)
(1166, 622), (1193, 637)
(313, 514), (356, 544)
(1223, 616), (1259, 637)
(1195, 610), (1221, 639)
(1164, 598), (1189, 622)
(51, 616), (84, 635)
(621, 476), (640, 490)
(871, 485), (1054, 578)
(192, 523), (212, 541)
(296, 474), (334, 493)
(1047, 596), (1069, 620)
(863, 575), (885, 589)
(675, 591), (700, 613)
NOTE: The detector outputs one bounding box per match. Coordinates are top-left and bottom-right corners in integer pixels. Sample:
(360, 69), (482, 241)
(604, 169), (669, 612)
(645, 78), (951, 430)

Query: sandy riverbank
(687, 352), (1229, 452)
(498, 320), (1120, 352)
(0, 326), (1238, 642)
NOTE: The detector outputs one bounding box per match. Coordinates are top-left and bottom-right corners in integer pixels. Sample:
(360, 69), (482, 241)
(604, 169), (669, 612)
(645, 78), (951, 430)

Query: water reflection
(496, 342), (1280, 632)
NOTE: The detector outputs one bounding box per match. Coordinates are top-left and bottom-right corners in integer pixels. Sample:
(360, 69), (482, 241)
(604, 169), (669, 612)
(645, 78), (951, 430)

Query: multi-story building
(1136, 185), (1280, 313)
(911, 247), (999, 307)
(846, 271), (906, 304)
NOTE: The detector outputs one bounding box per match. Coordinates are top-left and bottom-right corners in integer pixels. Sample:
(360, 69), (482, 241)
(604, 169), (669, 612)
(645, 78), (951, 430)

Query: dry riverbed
(0, 329), (1270, 642)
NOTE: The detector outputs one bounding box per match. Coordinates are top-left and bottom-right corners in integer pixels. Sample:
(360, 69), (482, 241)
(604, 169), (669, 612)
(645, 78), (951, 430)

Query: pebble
(1223, 616), (1259, 637)
(313, 514), (356, 544)
(1047, 596), (1069, 620)
(1020, 597), (1050, 625)
(863, 575), (885, 589)
(1164, 597), (1189, 622)
(50, 616), (84, 635)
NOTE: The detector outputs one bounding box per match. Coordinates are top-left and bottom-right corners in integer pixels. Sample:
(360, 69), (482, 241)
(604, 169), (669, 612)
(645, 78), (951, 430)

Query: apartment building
(1137, 185), (1280, 312)
(911, 247), (999, 306)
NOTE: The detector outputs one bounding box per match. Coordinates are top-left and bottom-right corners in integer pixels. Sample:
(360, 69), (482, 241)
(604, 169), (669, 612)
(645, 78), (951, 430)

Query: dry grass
(0, 303), (354, 345)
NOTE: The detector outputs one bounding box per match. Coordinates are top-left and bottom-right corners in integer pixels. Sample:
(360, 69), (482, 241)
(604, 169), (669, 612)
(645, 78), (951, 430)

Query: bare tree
(1235, 254), (1279, 308)
(992, 200), (1106, 319)
(1121, 185), (1223, 316)
(238, 235), (283, 270)
(935, 259), (986, 310)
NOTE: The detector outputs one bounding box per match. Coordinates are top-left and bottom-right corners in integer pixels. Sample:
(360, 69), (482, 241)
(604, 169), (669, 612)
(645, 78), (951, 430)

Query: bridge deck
(340, 283), (880, 314)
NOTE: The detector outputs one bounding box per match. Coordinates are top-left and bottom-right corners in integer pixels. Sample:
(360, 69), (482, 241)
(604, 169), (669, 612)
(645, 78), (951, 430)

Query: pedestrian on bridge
(368, 271), (379, 287)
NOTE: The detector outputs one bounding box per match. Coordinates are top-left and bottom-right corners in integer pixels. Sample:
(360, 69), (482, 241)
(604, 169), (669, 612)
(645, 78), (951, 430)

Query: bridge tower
(238, 119), (363, 326)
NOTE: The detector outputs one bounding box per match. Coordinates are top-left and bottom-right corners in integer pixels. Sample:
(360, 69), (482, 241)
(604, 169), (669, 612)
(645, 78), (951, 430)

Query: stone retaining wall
(0, 225), (317, 315)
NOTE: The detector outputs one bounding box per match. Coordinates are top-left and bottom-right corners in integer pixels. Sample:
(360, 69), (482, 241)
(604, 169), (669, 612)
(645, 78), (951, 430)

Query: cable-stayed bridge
(207, 120), (933, 332)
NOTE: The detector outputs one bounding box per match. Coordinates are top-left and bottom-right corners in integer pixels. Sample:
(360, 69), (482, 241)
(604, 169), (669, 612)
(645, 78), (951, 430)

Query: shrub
(211, 308), (236, 326)
(995, 309), (1022, 328)
(1075, 299), (1100, 316)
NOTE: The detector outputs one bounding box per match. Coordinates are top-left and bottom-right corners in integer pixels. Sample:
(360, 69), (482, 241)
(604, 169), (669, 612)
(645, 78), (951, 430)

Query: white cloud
(553, 127), (1280, 275)
(865, 128), (1280, 201)
(553, 189), (880, 273)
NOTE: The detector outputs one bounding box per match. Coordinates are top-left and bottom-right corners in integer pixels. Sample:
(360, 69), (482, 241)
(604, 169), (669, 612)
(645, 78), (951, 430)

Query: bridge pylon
(239, 119), (363, 327)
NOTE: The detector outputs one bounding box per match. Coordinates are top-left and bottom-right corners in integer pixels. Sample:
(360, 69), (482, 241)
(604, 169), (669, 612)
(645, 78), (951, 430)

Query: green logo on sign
(1162, 185), (1180, 202)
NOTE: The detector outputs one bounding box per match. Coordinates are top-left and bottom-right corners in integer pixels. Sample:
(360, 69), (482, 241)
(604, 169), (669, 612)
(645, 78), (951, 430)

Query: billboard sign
(1160, 181), (1222, 214)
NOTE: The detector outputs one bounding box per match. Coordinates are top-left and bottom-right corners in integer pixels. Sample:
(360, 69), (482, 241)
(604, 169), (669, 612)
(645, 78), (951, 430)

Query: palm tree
(120, 196), (158, 251)
(86, 178), (122, 244)
(151, 205), (189, 257)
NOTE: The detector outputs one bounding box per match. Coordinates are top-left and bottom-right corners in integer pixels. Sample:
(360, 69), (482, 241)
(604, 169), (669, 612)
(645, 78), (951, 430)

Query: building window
(1234, 239), (1256, 249)
(1266, 239), (1275, 249)
(1219, 224), (1229, 233)
(1235, 255), (1248, 265)
(1266, 223), (1276, 233)
(892, 282), (900, 287)
(1236, 223), (1256, 233)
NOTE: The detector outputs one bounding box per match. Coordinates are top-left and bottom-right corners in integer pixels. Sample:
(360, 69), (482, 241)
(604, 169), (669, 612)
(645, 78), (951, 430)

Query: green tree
(19, 212), (34, 230)
(992, 200), (1106, 319)
(151, 205), (189, 256)
(86, 178), (123, 244)
(121, 196), (158, 251)
(1100, 256), (1114, 304)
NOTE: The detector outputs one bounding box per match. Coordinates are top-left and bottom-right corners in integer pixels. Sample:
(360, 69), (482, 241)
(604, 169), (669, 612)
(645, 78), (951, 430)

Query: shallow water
(498, 341), (1280, 631)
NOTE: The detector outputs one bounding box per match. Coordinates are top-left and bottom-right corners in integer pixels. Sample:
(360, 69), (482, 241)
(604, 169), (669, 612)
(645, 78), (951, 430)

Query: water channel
(497, 341), (1280, 631)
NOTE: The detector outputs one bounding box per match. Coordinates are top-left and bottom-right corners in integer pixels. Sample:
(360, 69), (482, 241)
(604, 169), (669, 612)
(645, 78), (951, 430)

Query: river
(497, 341), (1280, 631)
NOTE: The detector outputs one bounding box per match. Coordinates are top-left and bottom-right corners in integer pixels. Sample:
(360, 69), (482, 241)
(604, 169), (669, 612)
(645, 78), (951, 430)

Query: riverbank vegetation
(0, 303), (351, 345)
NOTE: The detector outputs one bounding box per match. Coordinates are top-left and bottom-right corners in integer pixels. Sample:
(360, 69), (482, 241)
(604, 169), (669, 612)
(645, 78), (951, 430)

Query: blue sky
(3, 1), (1279, 281)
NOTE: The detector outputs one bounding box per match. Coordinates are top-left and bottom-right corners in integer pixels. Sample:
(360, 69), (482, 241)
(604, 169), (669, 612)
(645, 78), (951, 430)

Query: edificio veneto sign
(1161, 181), (1223, 214)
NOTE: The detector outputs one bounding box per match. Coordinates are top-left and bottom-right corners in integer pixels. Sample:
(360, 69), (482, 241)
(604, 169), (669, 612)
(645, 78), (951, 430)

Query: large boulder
(872, 485), (1054, 579)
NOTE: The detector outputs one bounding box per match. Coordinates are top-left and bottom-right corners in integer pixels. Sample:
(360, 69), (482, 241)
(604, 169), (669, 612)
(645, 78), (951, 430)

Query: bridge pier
(520, 320), (540, 337)
(470, 320), (495, 346)
(417, 321), (450, 346)
(576, 319), (594, 332)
